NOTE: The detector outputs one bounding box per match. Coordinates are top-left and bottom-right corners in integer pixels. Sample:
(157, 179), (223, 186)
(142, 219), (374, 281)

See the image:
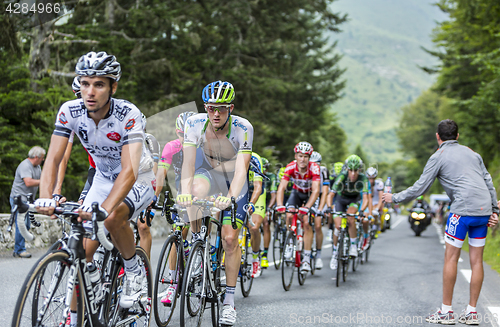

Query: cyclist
(276, 142), (321, 274)
(35, 52), (155, 311)
(260, 157), (277, 268)
(248, 152), (266, 278)
(366, 167), (384, 237)
(309, 151), (330, 269)
(327, 154), (372, 270)
(177, 80), (253, 326)
(155, 111), (196, 306)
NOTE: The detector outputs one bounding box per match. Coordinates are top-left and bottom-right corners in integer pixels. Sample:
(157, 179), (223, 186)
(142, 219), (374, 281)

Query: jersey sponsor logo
(58, 112), (68, 125)
(78, 126), (88, 142)
(113, 105), (132, 122)
(187, 118), (206, 128)
(232, 118), (248, 131)
(447, 214), (460, 236)
(310, 163), (320, 175)
(107, 122), (114, 128)
(87, 144), (121, 153)
(107, 132), (121, 142)
(125, 118), (135, 130)
(70, 107), (85, 118)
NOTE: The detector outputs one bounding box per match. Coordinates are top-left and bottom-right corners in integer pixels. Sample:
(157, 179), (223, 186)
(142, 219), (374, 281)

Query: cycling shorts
(194, 167), (249, 229)
(335, 195), (361, 213)
(285, 189), (318, 211)
(82, 170), (155, 233)
(444, 213), (489, 248)
(253, 192), (266, 219)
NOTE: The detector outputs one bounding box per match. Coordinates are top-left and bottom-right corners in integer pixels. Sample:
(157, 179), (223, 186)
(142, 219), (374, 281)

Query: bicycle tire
(154, 235), (184, 327)
(12, 250), (84, 327)
(211, 252), (225, 327)
(342, 230), (349, 282)
(103, 246), (152, 327)
(336, 231), (343, 287)
(281, 231), (295, 291)
(297, 252), (306, 286)
(272, 228), (282, 269)
(180, 240), (206, 327)
(240, 229), (253, 297)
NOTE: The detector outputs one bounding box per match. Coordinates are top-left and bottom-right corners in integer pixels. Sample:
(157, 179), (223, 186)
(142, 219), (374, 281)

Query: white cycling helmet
(310, 151), (322, 163)
(366, 167), (378, 178)
(75, 51), (122, 81)
(176, 111), (196, 132)
(294, 142), (314, 155)
(72, 76), (81, 98)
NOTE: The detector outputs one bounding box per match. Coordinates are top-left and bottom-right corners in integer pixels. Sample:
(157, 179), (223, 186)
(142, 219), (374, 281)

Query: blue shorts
(444, 213), (489, 248)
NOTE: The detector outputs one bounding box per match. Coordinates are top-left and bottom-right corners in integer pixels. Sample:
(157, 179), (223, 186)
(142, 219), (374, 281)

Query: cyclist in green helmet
(327, 154), (372, 270)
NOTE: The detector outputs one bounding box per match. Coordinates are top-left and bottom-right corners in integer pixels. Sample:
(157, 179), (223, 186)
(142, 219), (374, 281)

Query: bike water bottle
(210, 245), (217, 272)
(384, 177), (392, 194)
(183, 240), (190, 258)
(87, 262), (103, 301)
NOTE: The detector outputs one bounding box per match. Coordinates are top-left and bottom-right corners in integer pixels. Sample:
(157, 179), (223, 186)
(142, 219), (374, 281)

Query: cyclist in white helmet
(276, 142), (321, 274)
(36, 52), (155, 317)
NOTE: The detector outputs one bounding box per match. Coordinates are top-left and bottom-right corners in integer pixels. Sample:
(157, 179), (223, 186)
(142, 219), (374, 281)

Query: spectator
(9, 146), (45, 258)
(383, 119), (499, 324)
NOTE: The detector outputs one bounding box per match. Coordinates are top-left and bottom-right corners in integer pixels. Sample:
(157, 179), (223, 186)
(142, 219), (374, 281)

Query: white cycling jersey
(54, 98), (153, 180)
(371, 178), (384, 205)
(183, 113), (253, 172)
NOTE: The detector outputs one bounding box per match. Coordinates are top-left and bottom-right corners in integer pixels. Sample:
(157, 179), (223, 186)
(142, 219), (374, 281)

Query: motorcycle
(380, 207), (392, 232)
(408, 207), (431, 236)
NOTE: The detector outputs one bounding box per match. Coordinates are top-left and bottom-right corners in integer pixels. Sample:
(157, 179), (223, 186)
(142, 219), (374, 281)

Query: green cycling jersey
(264, 171), (277, 193)
(331, 170), (371, 198)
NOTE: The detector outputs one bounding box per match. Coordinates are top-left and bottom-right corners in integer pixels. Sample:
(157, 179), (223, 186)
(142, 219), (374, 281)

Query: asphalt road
(2, 215), (500, 326)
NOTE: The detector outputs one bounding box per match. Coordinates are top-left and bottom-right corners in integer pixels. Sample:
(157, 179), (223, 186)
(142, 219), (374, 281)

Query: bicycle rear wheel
(297, 252), (306, 286)
(342, 231), (349, 282)
(336, 232), (343, 287)
(12, 250), (84, 327)
(281, 231), (296, 291)
(240, 229), (254, 297)
(180, 241), (206, 327)
(272, 228), (281, 269)
(154, 235), (184, 327)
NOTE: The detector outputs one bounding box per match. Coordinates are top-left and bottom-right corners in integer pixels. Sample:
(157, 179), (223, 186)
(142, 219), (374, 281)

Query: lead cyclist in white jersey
(35, 52), (155, 313)
(366, 167), (384, 236)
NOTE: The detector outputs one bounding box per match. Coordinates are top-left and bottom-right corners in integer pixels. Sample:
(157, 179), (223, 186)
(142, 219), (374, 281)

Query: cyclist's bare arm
(53, 140), (73, 195)
(327, 191), (336, 208)
(226, 152), (251, 199)
(100, 141), (142, 215)
(39, 135), (70, 200)
(268, 192), (277, 208)
(180, 145), (197, 204)
(318, 184), (329, 210)
(304, 180), (320, 209)
(276, 178), (289, 207)
(249, 180), (262, 204)
(377, 190), (384, 211)
(360, 192), (371, 215)
(154, 165), (168, 197)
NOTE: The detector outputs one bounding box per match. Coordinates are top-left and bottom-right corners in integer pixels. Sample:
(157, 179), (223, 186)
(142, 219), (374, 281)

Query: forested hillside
(0, 0), (348, 212)
(330, 0), (447, 162)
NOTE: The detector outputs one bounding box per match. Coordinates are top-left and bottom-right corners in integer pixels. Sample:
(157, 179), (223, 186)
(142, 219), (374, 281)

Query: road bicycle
(281, 207), (315, 291)
(271, 208), (286, 270)
(179, 198), (237, 327)
(333, 212), (360, 287)
(11, 196), (153, 327)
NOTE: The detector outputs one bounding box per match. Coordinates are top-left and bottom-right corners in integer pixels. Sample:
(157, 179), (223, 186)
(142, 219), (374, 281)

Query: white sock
(168, 269), (176, 281)
(466, 305), (476, 313)
(224, 286), (235, 307)
(123, 254), (142, 275)
(442, 304), (452, 313)
(350, 238), (357, 245)
(70, 311), (77, 327)
(303, 250), (311, 263)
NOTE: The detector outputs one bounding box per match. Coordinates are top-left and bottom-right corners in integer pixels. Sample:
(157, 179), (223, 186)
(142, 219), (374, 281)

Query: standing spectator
(383, 119), (499, 325)
(9, 146), (45, 258)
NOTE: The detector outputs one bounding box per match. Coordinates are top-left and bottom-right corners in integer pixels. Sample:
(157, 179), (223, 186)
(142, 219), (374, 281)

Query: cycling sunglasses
(205, 104), (231, 113)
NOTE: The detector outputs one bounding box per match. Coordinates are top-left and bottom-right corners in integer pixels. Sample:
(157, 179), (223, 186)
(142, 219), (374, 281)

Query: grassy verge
(461, 229), (500, 273)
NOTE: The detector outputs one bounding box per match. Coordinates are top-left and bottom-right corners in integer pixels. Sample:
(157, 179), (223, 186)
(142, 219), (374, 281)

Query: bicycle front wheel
(240, 230), (253, 297)
(154, 235), (184, 327)
(12, 250), (84, 327)
(180, 241), (206, 327)
(281, 231), (296, 291)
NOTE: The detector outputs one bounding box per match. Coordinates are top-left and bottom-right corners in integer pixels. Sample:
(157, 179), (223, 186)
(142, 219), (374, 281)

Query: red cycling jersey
(282, 161), (321, 193)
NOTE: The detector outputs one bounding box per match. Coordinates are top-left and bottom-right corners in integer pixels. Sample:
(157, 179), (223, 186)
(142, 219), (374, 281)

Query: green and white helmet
(345, 154), (363, 171)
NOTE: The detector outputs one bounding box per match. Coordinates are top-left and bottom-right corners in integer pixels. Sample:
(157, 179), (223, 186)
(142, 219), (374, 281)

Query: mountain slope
(329, 0), (448, 163)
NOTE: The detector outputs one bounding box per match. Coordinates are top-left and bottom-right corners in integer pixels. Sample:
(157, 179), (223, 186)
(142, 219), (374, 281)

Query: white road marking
(460, 269), (472, 283)
(487, 307), (500, 327)
(434, 221), (446, 244)
(391, 215), (404, 229)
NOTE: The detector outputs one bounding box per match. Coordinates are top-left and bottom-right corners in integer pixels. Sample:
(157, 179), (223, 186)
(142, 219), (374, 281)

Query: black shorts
(335, 195), (361, 213)
(285, 189), (318, 211)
